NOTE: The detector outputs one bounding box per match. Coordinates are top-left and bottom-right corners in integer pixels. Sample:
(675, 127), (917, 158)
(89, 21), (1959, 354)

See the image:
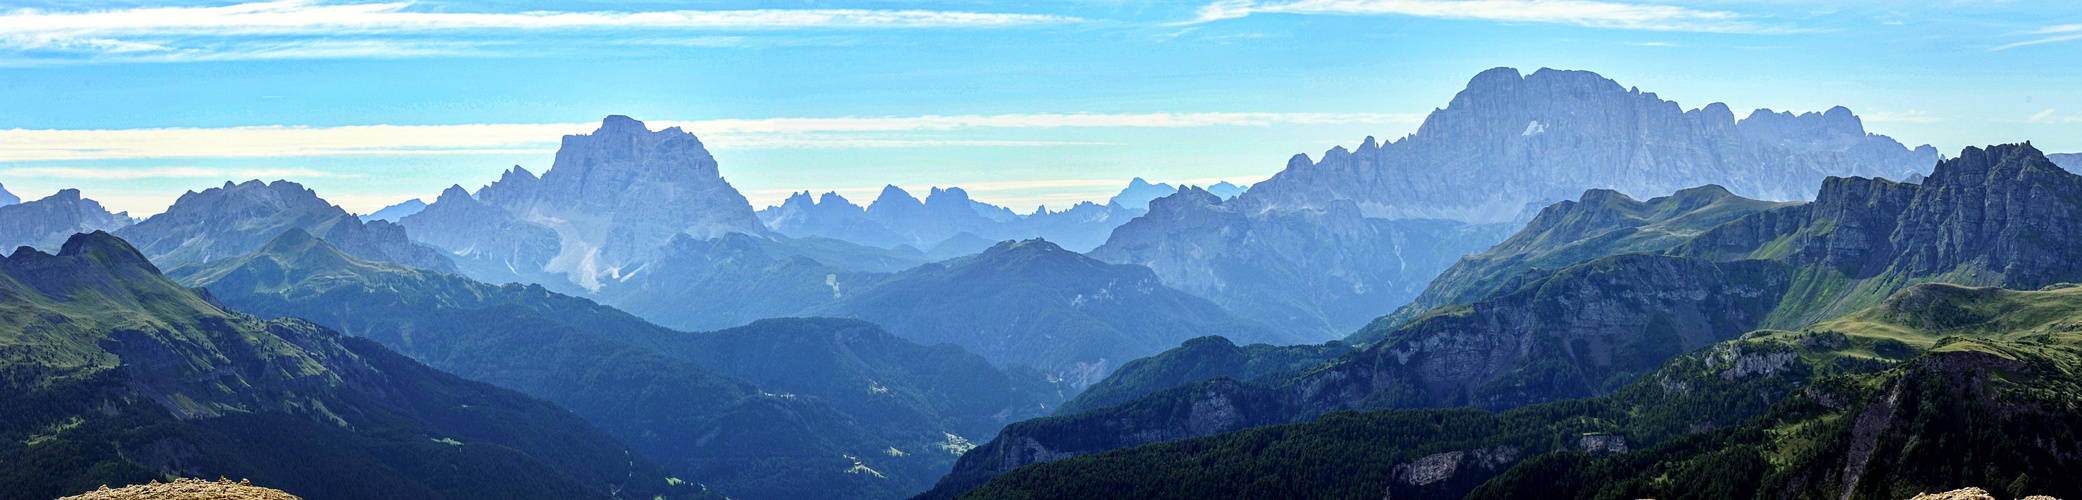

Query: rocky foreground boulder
(55, 478), (300, 500)
(1903, 487), (2057, 500)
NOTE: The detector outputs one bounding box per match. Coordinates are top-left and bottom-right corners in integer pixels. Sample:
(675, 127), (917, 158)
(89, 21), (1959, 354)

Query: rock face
(403, 116), (766, 290)
(1089, 187), (1513, 339)
(1244, 67), (1940, 223)
(1089, 67), (1931, 339)
(1676, 143), (2082, 326)
(0, 188), (132, 252)
(0, 183), (17, 206)
(1380, 185), (1796, 331)
(112, 180), (454, 273)
(357, 198), (425, 222)
(0, 232), (707, 500)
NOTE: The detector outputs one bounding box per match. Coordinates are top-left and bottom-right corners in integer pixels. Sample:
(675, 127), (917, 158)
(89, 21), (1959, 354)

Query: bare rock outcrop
(55, 477), (300, 500)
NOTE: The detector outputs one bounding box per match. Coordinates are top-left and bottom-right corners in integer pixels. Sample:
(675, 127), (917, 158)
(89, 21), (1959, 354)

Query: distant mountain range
(1106, 178), (1246, 211)
(0, 232), (709, 500)
(1082, 67), (1940, 341)
(1246, 67), (1940, 223)
(922, 143), (2082, 499)
(0, 188), (132, 252)
(359, 197), (426, 222)
(758, 185), (1141, 254)
(380, 116), (1286, 382)
(111, 180), (454, 273)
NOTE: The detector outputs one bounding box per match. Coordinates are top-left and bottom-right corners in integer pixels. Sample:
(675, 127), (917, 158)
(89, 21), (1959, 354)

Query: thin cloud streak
(0, 0), (1080, 60)
(1186, 0), (1780, 34)
(1995, 24), (2082, 50)
(0, 112), (1421, 161)
(1, 166), (358, 180)
(0, 1), (1079, 35)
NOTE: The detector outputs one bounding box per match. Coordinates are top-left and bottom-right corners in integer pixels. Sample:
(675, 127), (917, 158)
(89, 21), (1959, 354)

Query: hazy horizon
(2, 0), (2079, 217)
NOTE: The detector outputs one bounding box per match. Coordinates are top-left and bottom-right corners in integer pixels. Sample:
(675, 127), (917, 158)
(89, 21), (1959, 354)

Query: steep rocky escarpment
(1243, 67), (1938, 223)
(1676, 143), (2082, 326)
(0, 188), (132, 252)
(402, 116), (766, 291)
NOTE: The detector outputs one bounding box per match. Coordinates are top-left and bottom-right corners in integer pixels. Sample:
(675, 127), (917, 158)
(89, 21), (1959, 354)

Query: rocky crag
(0, 189), (132, 252)
(1244, 67), (1940, 223)
(402, 116), (766, 291)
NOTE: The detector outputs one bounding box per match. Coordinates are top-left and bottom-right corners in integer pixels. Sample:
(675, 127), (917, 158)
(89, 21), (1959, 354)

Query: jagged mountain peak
(114, 179), (455, 272)
(438, 184), (472, 201)
(0, 182), (17, 206)
(872, 184), (922, 208)
(1926, 142), (2063, 185)
(0, 188), (135, 253)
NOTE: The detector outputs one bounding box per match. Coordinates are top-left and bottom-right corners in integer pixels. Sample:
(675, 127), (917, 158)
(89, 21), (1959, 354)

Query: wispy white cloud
(0, 166), (357, 180)
(2024, 108), (2082, 124)
(0, 112), (1420, 161)
(1186, 0), (1782, 34)
(0, 0), (1081, 61)
(1994, 23), (2082, 50)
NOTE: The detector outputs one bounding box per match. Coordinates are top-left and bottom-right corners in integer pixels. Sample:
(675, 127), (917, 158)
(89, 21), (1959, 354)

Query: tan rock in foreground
(55, 477), (301, 500)
(1903, 487), (2060, 500)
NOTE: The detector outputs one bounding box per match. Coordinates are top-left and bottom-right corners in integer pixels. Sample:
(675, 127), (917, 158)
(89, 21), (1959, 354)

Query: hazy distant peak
(872, 184), (921, 207)
(817, 191), (854, 207)
(359, 197), (428, 223)
(0, 183), (17, 206)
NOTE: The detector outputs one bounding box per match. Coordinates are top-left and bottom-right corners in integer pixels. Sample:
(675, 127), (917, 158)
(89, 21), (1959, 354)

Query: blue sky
(1, 0), (2078, 216)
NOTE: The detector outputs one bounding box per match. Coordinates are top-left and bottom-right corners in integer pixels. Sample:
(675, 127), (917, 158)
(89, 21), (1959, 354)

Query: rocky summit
(403, 116), (765, 290)
(111, 180), (453, 272)
(0, 188), (132, 252)
(1242, 67), (1939, 223)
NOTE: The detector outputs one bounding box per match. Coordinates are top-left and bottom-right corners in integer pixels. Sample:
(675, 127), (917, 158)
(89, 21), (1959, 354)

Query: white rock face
(404, 115), (767, 290)
(1244, 67), (1942, 224)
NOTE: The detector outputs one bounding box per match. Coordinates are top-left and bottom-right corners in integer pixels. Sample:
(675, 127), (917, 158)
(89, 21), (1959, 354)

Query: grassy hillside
(0, 232), (710, 500)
